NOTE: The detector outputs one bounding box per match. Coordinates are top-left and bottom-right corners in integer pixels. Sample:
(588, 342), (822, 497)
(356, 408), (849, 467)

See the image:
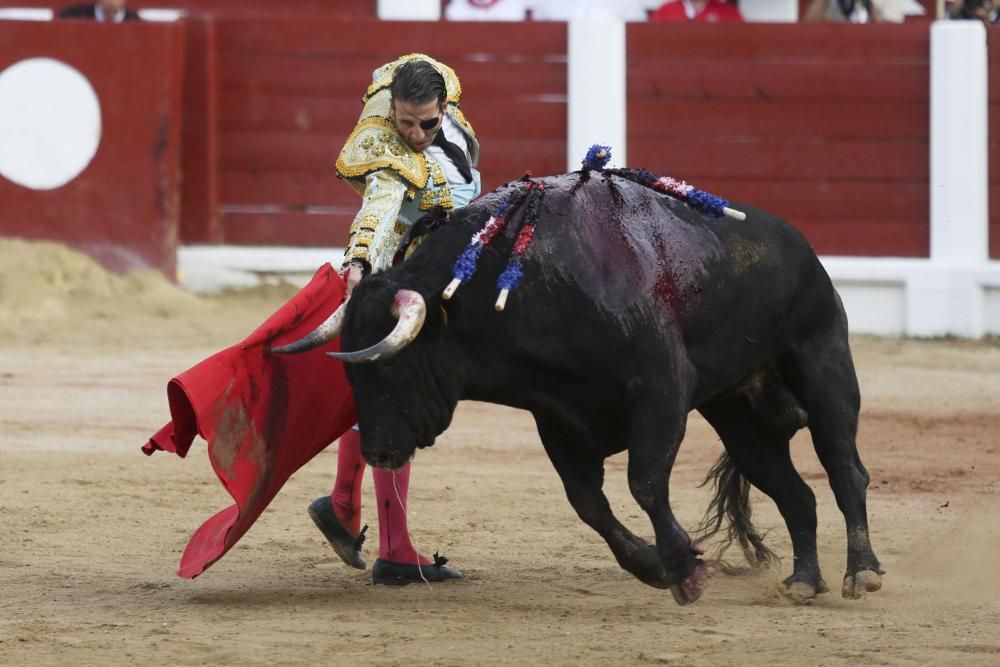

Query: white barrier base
(179, 246), (1000, 338)
(824, 257), (1000, 338)
(178, 245), (344, 293)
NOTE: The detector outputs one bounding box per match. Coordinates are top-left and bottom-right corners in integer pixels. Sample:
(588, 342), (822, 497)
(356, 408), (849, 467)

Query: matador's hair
(390, 59), (447, 106)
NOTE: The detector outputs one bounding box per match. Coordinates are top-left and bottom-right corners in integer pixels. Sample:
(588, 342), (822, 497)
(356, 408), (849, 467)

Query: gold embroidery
(343, 171), (408, 270)
(338, 59), (478, 193)
(449, 106), (476, 140)
(427, 156), (447, 187)
(335, 115), (429, 189)
(419, 184), (453, 211)
(340, 56), (477, 269)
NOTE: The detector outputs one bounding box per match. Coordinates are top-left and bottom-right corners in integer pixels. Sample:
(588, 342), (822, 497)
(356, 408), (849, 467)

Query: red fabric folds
(143, 264), (356, 579)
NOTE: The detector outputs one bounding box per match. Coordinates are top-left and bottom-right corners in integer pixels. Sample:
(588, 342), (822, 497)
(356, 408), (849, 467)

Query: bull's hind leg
(699, 395), (828, 602)
(534, 414), (671, 589)
(788, 328), (884, 599)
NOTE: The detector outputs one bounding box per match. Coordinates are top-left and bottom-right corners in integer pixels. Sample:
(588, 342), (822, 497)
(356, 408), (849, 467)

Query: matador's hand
(344, 262), (364, 297)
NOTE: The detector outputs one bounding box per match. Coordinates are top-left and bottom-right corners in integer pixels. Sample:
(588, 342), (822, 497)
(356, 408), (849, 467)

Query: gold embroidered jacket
(336, 54), (479, 271)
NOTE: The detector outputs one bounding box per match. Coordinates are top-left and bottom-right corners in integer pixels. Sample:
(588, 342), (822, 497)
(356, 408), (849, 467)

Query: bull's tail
(694, 452), (779, 570)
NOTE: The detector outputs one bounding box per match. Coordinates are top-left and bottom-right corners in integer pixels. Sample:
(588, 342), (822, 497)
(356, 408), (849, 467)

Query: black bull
(286, 171), (884, 605)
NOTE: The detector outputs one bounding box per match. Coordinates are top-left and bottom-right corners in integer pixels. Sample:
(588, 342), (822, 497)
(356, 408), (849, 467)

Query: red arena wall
(207, 17), (566, 246)
(4, 14), (997, 275)
(0, 19), (185, 275)
(627, 21), (932, 258)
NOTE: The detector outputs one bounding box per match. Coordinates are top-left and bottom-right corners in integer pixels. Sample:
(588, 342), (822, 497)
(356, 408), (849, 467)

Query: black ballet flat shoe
(307, 496), (367, 570)
(372, 553), (463, 586)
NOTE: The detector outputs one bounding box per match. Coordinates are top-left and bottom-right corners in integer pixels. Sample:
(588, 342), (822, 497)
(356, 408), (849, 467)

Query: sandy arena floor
(2, 239), (999, 666)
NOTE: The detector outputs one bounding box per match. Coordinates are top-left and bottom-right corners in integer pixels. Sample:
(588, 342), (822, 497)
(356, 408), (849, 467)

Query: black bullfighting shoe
(307, 496), (367, 570)
(372, 553), (463, 586)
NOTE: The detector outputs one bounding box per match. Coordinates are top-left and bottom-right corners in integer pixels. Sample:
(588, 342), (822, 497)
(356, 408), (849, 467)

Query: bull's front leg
(534, 414), (671, 589)
(626, 378), (707, 606)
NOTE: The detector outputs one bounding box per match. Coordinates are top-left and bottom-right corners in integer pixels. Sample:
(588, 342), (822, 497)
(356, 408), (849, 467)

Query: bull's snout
(364, 449), (410, 470)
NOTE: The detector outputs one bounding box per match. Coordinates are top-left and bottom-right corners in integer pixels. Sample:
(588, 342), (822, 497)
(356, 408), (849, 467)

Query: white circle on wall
(0, 57), (102, 190)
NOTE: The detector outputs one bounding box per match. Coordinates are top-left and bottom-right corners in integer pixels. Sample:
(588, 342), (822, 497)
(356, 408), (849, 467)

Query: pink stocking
(330, 429), (365, 536)
(373, 463), (432, 565)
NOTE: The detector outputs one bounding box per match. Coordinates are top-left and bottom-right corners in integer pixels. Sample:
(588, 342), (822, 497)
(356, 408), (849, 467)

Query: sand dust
(2, 239), (999, 666)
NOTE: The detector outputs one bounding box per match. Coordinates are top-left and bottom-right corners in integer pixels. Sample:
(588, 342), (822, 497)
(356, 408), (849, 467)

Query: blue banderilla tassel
(583, 144), (612, 171)
(496, 258), (523, 292)
(443, 189), (521, 300)
(451, 244), (482, 283)
(685, 188), (730, 219)
(494, 258), (523, 312)
(653, 175), (746, 221)
(494, 184), (543, 311)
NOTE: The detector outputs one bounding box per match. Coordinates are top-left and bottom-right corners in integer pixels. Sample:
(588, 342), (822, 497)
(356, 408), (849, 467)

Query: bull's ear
(396, 206), (450, 264)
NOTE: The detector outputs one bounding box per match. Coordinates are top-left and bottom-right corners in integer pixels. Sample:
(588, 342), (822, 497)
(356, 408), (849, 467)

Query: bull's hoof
(782, 581), (817, 603)
(780, 581), (826, 604)
(618, 544), (670, 588)
(842, 569), (882, 599)
(780, 573), (829, 604)
(669, 561), (709, 606)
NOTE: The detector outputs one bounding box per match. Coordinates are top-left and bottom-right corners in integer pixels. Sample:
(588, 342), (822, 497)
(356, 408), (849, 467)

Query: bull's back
(520, 175), (837, 378)
(402, 172), (836, 388)
(530, 175), (829, 329)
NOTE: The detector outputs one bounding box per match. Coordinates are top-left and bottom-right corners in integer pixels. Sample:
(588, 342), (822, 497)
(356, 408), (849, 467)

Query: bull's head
(273, 275), (459, 470)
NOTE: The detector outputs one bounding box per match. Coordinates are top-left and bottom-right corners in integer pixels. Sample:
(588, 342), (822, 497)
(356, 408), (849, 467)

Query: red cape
(143, 264), (356, 578)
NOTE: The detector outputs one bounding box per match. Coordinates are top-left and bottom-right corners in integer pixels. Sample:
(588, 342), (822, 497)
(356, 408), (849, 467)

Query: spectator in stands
(445, 0), (530, 20)
(58, 0), (139, 21)
(803, 0), (905, 22)
(948, 0), (997, 22)
(649, 0), (743, 22)
(308, 55), (479, 586)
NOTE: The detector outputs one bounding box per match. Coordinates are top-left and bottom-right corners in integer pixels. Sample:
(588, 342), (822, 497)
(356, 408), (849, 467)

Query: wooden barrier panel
(988, 26), (1000, 260)
(627, 22), (930, 258)
(179, 16), (220, 244)
(212, 17), (566, 246)
(0, 20), (185, 275)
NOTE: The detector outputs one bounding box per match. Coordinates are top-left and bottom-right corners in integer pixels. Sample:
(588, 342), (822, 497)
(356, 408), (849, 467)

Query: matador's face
(390, 98), (445, 153)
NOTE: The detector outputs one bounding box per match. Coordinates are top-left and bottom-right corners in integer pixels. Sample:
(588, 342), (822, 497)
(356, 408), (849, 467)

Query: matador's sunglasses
(417, 113), (442, 131)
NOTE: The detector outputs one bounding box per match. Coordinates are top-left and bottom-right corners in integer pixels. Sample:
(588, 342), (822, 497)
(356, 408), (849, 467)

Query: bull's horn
(271, 299), (349, 354)
(327, 289), (425, 363)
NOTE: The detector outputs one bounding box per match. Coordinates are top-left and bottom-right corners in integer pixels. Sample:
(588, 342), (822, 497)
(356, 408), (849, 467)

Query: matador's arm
(342, 169), (410, 273)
